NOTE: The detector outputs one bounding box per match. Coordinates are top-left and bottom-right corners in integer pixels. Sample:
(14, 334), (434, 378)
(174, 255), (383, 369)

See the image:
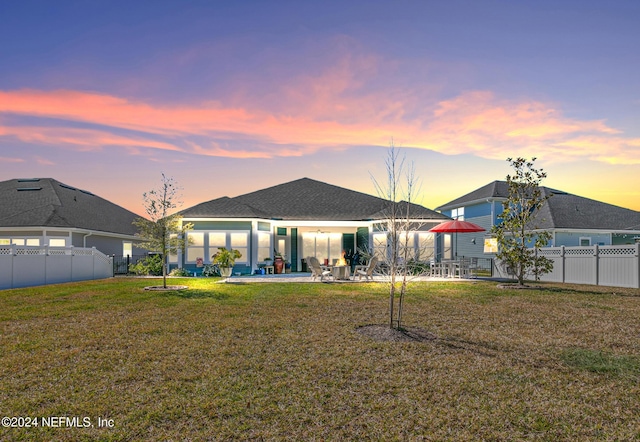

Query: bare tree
(133, 174), (192, 288)
(369, 143), (428, 329)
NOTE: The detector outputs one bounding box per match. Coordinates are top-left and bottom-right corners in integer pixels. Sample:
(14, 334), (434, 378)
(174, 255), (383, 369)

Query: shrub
(202, 264), (220, 277)
(169, 268), (191, 277)
(129, 254), (163, 276)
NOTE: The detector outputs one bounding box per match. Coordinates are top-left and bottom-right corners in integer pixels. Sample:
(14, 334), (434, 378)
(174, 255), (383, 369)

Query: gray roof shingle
(181, 177), (449, 221)
(0, 178), (140, 235)
(438, 180), (640, 231)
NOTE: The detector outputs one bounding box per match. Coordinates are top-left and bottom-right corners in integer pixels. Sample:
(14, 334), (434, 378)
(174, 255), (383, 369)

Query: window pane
(50, 239), (67, 247)
(316, 234), (328, 262)
(122, 241), (132, 257)
(231, 233), (248, 247)
(209, 232), (226, 247)
(26, 239), (40, 246)
(258, 232), (270, 248)
(0, 238), (10, 245)
(235, 248), (248, 262)
(189, 232), (204, 246)
(12, 239), (25, 245)
(302, 233), (315, 259)
(329, 233), (342, 262)
(187, 247), (204, 262)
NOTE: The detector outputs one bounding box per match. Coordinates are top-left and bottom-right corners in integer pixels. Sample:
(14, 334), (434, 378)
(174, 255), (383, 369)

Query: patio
(222, 272), (476, 283)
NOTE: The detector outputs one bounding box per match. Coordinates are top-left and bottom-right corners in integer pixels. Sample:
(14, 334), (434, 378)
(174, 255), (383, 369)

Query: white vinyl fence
(0, 245), (114, 290)
(535, 244), (640, 288)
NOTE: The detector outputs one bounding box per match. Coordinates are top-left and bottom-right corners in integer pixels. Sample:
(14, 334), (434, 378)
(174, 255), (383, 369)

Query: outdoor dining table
(440, 259), (469, 278)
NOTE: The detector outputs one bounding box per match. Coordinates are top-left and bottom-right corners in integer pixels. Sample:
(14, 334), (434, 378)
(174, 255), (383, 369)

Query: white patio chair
(353, 256), (378, 281)
(307, 256), (333, 281)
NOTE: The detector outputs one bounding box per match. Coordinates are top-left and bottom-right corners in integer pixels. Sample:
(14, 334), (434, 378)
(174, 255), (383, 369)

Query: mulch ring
(144, 285), (189, 291)
(496, 283), (544, 290)
(356, 324), (437, 342)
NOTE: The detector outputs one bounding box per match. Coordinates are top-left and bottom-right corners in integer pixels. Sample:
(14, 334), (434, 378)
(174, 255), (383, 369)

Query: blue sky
(1, 1), (639, 215)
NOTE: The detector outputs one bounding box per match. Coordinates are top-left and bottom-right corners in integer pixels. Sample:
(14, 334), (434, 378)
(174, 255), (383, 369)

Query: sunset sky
(1, 1), (639, 216)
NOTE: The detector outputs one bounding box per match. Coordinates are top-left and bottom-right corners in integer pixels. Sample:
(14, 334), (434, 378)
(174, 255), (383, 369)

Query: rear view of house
(177, 178), (450, 275)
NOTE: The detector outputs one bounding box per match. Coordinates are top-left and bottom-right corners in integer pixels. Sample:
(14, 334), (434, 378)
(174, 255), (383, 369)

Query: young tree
(370, 143), (427, 329)
(491, 157), (554, 286)
(133, 174), (192, 288)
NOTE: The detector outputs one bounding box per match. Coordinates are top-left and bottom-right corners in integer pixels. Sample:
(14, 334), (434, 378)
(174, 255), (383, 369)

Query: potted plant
(211, 247), (242, 277)
(273, 250), (285, 274)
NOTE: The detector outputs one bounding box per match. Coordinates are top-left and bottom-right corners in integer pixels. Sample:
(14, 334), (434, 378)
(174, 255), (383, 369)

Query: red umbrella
(429, 220), (486, 258)
(429, 220), (486, 233)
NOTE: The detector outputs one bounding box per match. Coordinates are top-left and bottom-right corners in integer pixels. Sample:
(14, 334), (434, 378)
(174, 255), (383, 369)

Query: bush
(169, 268), (191, 277)
(129, 254), (163, 276)
(202, 264), (220, 277)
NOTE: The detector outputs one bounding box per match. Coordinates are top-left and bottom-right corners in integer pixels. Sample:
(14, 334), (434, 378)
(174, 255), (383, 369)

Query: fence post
(593, 244), (599, 286)
(92, 247), (97, 278)
(636, 243), (640, 289)
(560, 246), (565, 283)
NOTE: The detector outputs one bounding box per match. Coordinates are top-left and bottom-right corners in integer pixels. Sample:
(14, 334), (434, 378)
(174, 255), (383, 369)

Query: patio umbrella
(429, 220), (486, 258)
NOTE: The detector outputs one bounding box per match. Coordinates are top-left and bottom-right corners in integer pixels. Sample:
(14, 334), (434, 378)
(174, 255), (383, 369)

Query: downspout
(83, 231), (93, 248)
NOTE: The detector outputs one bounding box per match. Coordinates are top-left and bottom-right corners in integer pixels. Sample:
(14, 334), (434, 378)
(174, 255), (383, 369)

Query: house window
(186, 231), (250, 264)
(230, 233), (249, 263)
(451, 207), (464, 220)
(258, 232), (271, 261)
(443, 234), (452, 260)
(50, 238), (67, 247)
(417, 233), (435, 261)
(373, 233), (387, 260)
(168, 234), (178, 263)
(579, 237), (591, 246)
(11, 238), (40, 246)
(186, 232), (205, 263)
(302, 232), (342, 263)
(122, 241), (132, 257)
(209, 232), (226, 251)
(0, 238), (10, 245)
(398, 231), (416, 260)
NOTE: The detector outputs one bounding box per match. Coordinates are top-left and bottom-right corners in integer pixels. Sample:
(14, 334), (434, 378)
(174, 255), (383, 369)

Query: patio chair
(467, 257), (479, 278)
(353, 256), (378, 281)
(307, 256), (333, 281)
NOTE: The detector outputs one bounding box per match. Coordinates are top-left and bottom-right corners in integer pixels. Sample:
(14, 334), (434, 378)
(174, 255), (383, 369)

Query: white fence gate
(536, 244), (640, 288)
(0, 246), (114, 290)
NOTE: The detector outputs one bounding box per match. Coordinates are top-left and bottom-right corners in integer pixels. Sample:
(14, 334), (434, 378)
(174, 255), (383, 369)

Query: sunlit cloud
(1, 77), (638, 165)
(0, 156), (24, 163)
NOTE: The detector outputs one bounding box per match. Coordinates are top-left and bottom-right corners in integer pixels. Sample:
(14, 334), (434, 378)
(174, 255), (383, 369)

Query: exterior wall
(183, 221), (253, 275)
(442, 201), (496, 260)
(1, 229), (138, 257)
(84, 235), (134, 256)
(554, 231), (611, 247)
(455, 213), (492, 259)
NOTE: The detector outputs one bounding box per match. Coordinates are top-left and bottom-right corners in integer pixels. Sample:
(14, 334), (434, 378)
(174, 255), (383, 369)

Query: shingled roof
(0, 178), (140, 236)
(438, 180), (640, 231)
(181, 178), (449, 222)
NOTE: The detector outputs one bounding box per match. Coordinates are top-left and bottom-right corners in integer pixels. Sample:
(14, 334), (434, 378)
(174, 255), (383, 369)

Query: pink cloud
(0, 82), (638, 165)
(0, 156), (24, 163)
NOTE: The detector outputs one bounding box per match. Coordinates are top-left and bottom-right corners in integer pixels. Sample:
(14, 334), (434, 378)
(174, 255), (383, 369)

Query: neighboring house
(177, 178), (450, 274)
(436, 180), (640, 259)
(0, 178), (145, 257)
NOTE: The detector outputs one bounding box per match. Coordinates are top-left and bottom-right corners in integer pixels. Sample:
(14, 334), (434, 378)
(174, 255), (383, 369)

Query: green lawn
(1, 278), (639, 441)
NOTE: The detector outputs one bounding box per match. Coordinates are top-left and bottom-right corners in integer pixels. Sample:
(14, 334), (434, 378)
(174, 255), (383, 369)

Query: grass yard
(1, 278), (639, 441)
